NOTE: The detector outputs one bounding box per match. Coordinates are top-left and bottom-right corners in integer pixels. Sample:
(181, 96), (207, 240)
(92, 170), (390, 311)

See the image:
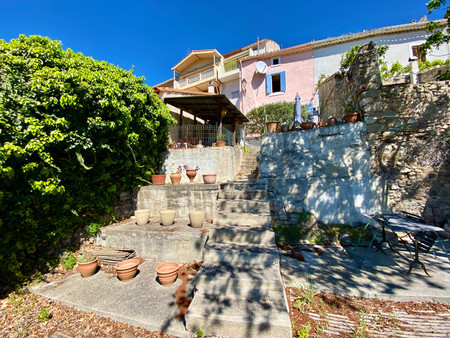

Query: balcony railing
(224, 59), (239, 72)
(178, 68), (215, 88)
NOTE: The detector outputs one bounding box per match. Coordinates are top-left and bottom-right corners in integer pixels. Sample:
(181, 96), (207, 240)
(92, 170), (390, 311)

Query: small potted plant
(151, 170), (166, 185)
(184, 165), (200, 184)
(216, 134), (226, 147)
(170, 166), (183, 185)
(343, 103), (360, 123)
(77, 252), (98, 278)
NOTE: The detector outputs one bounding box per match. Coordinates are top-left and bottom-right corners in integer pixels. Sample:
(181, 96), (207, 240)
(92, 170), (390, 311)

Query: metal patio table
(358, 213), (449, 276)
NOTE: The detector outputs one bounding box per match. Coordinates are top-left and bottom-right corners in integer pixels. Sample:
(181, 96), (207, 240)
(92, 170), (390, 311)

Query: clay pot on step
(170, 173), (181, 185)
(160, 209), (176, 226)
(216, 140), (226, 147)
(202, 174), (217, 184)
(189, 210), (205, 228)
(151, 174), (166, 185)
(77, 259), (98, 278)
(326, 117), (338, 126)
(300, 122), (316, 130)
(115, 258), (140, 282)
(185, 170), (197, 184)
(156, 262), (179, 286)
(343, 112), (360, 123)
(135, 209), (150, 226)
(265, 121), (279, 133)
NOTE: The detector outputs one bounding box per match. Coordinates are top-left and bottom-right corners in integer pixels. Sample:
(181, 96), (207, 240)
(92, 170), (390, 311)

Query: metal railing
(224, 59), (239, 72)
(169, 125), (233, 147)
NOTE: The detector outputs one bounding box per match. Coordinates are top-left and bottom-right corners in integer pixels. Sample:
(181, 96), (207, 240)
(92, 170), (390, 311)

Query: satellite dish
(255, 61), (267, 74)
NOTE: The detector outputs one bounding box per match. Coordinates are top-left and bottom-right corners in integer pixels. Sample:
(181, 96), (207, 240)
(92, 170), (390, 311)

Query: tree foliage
(246, 101), (310, 134)
(0, 35), (175, 286)
(422, 0), (449, 51)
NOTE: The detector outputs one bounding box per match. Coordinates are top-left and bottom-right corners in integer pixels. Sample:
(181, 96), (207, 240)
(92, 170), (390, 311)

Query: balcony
(176, 67), (216, 91)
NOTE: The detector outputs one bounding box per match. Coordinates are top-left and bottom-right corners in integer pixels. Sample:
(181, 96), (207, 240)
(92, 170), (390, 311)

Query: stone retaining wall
(134, 184), (219, 221)
(318, 42), (450, 225)
(259, 123), (389, 225)
(161, 146), (242, 184)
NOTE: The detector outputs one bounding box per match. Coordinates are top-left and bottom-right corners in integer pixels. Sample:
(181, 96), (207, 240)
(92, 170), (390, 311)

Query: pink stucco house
(240, 43), (315, 115)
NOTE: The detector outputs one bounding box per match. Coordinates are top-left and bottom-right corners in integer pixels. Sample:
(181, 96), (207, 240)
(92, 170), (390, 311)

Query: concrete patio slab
(32, 262), (187, 337)
(280, 243), (450, 303)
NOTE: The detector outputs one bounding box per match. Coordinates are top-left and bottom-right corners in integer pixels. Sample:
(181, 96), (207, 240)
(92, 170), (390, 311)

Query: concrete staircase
(234, 146), (260, 182)
(185, 182), (292, 337)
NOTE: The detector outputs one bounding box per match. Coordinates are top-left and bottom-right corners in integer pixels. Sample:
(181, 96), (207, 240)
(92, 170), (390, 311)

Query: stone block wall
(318, 42), (382, 122)
(259, 123), (389, 225)
(318, 42), (450, 225)
(364, 81), (450, 225)
(134, 184), (219, 220)
(161, 146), (242, 184)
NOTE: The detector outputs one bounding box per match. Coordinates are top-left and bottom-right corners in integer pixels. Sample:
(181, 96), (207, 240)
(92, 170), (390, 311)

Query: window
(231, 86), (239, 99)
(412, 45), (426, 62)
(266, 71), (286, 95)
(271, 57), (280, 66)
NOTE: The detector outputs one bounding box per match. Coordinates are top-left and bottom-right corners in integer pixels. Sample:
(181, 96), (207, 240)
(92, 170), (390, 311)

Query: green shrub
(246, 102), (310, 134)
(0, 35), (176, 287)
(61, 251), (77, 270)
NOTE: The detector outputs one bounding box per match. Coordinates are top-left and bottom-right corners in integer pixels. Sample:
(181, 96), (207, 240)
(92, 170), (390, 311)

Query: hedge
(0, 35), (175, 286)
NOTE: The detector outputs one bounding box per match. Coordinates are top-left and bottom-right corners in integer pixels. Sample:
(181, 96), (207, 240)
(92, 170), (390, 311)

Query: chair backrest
(415, 231), (437, 254)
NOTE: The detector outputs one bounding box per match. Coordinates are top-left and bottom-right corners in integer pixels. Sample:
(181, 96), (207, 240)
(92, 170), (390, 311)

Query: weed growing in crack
(353, 310), (367, 337)
(297, 321), (311, 338)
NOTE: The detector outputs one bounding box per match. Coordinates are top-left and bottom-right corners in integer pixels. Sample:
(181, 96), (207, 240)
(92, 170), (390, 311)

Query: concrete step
(218, 190), (268, 200)
(215, 211), (272, 226)
(239, 168), (258, 175)
(193, 262), (285, 300)
(185, 293), (291, 337)
(243, 159), (258, 164)
(208, 226), (275, 244)
(220, 182), (267, 191)
(203, 242), (278, 265)
(217, 199), (270, 213)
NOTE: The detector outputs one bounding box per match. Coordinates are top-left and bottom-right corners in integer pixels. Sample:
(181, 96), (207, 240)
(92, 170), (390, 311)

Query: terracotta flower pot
(343, 113), (360, 123)
(160, 209), (176, 226)
(151, 174), (166, 185)
(156, 262), (179, 287)
(170, 173), (181, 185)
(135, 209), (150, 226)
(77, 259), (98, 278)
(327, 117), (338, 126)
(216, 140), (226, 147)
(115, 258), (140, 282)
(265, 121), (279, 133)
(300, 122), (316, 130)
(189, 210), (205, 228)
(203, 174), (217, 184)
(185, 169), (197, 184)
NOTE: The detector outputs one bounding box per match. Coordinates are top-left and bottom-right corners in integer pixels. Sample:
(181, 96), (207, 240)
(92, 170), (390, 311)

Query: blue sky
(0, 0), (445, 86)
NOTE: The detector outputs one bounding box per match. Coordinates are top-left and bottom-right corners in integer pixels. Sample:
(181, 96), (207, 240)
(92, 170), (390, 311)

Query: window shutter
(280, 71), (286, 92)
(266, 74), (272, 94)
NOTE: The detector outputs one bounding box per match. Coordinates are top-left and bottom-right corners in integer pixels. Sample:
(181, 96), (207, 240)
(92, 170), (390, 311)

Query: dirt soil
(288, 287), (450, 337)
(2, 253), (450, 337)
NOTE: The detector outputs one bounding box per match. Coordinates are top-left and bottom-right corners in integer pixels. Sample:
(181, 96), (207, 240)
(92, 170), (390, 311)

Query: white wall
(313, 30), (449, 85)
(221, 79), (240, 107)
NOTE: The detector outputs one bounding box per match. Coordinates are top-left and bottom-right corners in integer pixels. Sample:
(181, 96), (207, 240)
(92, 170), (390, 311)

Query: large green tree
(422, 0), (449, 51)
(0, 35), (175, 286)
